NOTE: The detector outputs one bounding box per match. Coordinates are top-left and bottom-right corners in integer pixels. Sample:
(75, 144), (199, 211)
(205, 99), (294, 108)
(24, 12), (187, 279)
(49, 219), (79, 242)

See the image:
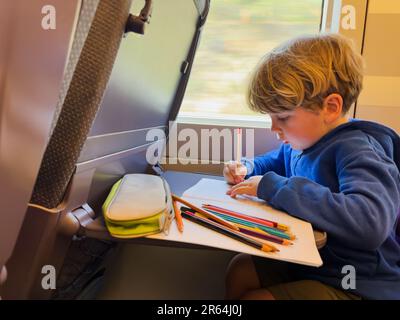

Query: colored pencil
(236, 128), (242, 163)
(238, 224), (293, 245)
(172, 199), (184, 233)
(191, 211), (282, 251)
(181, 210), (278, 253)
(193, 210), (291, 245)
(203, 208), (295, 240)
(172, 194), (240, 231)
(181, 206), (293, 246)
(202, 203), (289, 231)
(238, 226), (293, 246)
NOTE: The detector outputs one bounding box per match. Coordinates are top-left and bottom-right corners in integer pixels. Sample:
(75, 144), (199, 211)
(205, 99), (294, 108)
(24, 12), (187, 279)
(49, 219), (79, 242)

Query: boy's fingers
(227, 163), (238, 173)
(227, 161), (242, 170)
(224, 171), (236, 185)
(223, 165), (235, 181)
(224, 161), (246, 185)
(233, 165), (247, 176)
(229, 186), (251, 198)
(234, 176), (245, 184)
(228, 182), (249, 194)
(226, 181), (245, 195)
(230, 163), (246, 178)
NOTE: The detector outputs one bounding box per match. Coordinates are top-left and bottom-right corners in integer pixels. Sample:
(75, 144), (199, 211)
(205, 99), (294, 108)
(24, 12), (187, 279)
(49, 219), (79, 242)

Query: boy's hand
(223, 160), (247, 185)
(226, 176), (263, 198)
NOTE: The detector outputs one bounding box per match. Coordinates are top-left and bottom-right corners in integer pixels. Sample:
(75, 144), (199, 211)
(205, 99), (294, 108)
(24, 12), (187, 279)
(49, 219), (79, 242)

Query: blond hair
(247, 33), (364, 114)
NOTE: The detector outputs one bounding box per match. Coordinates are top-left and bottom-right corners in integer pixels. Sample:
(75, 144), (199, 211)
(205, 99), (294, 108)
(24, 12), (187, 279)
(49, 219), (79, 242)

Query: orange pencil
(172, 199), (184, 232)
(171, 194), (240, 231)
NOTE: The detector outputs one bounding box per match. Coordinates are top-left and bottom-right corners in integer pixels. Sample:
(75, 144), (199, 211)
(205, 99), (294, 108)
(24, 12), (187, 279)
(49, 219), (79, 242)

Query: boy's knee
(226, 254), (252, 280)
(225, 254), (260, 299)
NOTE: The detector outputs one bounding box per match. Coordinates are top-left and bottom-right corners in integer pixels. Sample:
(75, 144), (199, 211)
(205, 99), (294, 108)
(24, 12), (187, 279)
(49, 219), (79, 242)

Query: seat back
(0, 0), (81, 298)
(2, 0), (132, 299)
(31, 0), (132, 209)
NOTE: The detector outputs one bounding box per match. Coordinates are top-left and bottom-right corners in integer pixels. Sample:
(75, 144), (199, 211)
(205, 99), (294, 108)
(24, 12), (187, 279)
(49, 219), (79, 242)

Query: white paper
(150, 178), (323, 267)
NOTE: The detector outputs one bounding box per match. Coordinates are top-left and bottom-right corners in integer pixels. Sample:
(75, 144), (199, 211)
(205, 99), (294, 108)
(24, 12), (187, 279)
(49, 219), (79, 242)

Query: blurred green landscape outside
(180, 0), (322, 117)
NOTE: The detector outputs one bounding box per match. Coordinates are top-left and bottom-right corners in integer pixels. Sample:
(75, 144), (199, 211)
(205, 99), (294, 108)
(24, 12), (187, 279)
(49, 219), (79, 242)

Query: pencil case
(102, 174), (174, 238)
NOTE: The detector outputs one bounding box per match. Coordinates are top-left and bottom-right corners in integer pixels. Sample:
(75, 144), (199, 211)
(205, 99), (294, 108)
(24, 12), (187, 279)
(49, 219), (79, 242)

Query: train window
(179, 0), (323, 125)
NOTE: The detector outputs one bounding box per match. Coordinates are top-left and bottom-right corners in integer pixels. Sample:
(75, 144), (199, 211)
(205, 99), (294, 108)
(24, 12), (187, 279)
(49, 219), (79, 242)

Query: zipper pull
(163, 207), (174, 235)
(152, 161), (165, 178)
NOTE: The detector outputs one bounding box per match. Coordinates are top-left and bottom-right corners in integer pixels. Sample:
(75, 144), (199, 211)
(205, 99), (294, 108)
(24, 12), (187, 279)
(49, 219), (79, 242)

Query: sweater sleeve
(256, 145), (400, 251)
(243, 144), (287, 179)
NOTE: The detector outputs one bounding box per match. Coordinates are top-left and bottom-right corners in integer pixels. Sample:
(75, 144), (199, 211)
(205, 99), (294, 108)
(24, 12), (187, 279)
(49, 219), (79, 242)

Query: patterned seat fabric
(30, 0), (132, 209)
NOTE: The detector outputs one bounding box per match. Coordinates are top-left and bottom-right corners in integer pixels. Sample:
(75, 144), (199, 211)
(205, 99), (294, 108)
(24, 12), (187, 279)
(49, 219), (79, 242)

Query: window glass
(180, 0), (323, 118)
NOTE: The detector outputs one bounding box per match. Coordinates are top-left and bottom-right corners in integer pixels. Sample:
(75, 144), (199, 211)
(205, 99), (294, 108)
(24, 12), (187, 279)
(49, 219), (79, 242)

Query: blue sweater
(243, 120), (400, 300)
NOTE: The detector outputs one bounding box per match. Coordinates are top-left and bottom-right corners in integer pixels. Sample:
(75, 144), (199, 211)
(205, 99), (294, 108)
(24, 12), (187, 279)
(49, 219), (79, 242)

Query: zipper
(160, 173), (174, 235)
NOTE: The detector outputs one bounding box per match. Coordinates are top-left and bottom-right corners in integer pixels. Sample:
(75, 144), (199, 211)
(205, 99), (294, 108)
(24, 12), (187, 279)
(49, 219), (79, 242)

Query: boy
(223, 33), (400, 300)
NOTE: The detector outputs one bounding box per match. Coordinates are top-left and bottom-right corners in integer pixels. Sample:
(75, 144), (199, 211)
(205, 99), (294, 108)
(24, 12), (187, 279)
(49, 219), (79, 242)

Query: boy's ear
(322, 93), (344, 123)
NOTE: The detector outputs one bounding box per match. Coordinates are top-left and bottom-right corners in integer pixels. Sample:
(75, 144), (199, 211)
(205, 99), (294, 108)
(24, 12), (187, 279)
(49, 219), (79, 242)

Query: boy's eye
(277, 116), (290, 122)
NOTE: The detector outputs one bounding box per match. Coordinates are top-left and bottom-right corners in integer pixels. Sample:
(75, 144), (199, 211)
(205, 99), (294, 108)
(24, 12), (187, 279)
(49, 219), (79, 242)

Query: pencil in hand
(172, 199), (184, 233)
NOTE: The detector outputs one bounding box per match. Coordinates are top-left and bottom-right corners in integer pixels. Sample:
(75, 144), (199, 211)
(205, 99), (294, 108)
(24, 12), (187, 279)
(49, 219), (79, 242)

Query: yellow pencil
(172, 199), (184, 233)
